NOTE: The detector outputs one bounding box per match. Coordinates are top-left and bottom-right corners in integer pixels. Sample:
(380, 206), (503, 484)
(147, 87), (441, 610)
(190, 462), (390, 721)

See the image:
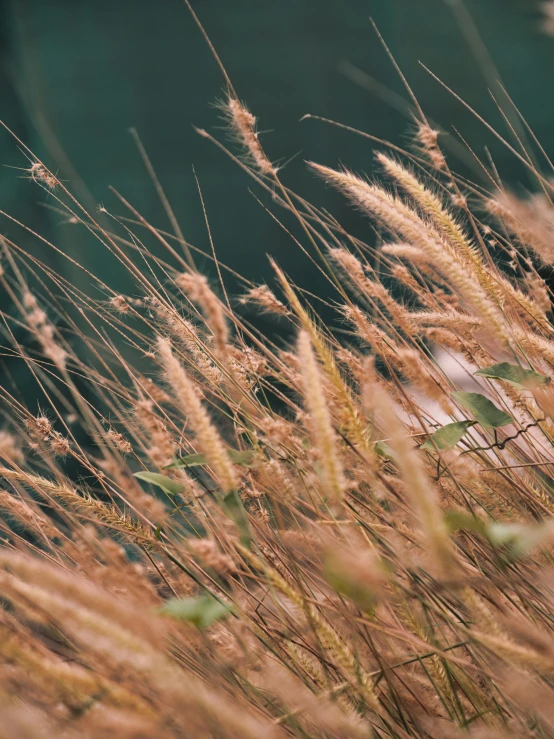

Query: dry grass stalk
(3, 44), (554, 739)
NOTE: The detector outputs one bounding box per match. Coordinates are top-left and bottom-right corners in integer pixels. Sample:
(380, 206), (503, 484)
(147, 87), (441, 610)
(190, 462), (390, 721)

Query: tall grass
(4, 21), (554, 738)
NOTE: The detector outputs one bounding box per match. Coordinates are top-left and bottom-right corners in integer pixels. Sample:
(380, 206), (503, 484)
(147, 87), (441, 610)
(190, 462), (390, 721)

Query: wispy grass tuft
(2, 25), (554, 738)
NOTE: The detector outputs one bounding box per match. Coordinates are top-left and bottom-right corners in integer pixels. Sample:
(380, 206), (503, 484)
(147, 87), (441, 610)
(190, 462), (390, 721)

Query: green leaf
(486, 522), (554, 559)
(474, 362), (550, 389)
(228, 450), (259, 467)
(165, 449), (259, 470)
(451, 391), (512, 428)
(374, 440), (395, 460)
(165, 452), (207, 469)
(421, 421), (476, 451)
(229, 450), (259, 467)
(133, 471), (184, 496)
(444, 510), (488, 537)
(486, 523), (526, 548)
(222, 490), (252, 549)
(160, 594), (232, 629)
(445, 511), (554, 559)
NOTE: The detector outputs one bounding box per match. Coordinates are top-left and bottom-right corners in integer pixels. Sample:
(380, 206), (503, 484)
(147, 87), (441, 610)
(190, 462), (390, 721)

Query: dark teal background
(1, 0), (553, 299)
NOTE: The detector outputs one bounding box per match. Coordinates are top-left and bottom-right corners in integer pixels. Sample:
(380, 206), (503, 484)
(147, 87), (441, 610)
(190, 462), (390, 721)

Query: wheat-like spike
(272, 262), (370, 452)
(157, 337), (238, 492)
(297, 330), (345, 505)
(377, 153), (477, 263)
(0, 466), (156, 546)
(311, 163), (511, 346)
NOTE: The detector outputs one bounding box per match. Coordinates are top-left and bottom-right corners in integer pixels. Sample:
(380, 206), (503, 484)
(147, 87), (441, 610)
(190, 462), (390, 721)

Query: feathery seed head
(223, 95), (278, 177)
(297, 330), (345, 505)
(176, 273), (229, 353)
(157, 336), (237, 492)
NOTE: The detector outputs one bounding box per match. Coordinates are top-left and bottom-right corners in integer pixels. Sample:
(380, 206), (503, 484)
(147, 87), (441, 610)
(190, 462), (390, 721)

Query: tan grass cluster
(3, 29), (554, 739)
